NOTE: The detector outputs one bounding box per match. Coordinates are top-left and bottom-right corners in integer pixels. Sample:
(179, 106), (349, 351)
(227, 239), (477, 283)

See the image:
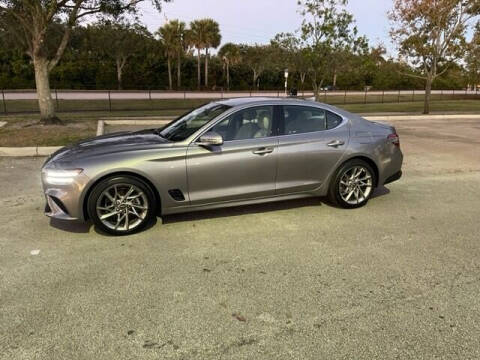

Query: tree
(157, 20), (186, 90)
(202, 19), (221, 88)
(240, 44), (273, 90)
(466, 22), (480, 90)
(218, 42), (240, 90)
(0, 0), (168, 124)
(389, 0), (478, 114)
(189, 19), (208, 89)
(271, 33), (310, 91)
(298, 0), (362, 101)
(88, 19), (149, 90)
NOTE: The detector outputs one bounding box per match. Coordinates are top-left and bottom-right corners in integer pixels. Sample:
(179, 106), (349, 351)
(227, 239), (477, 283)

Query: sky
(139, 0), (395, 53)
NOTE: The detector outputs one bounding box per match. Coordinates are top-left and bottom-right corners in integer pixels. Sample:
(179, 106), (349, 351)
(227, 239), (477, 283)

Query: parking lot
(1, 117), (479, 359)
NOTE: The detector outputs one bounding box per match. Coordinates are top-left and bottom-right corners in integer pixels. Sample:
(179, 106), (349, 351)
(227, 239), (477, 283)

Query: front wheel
(87, 176), (157, 235)
(328, 159), (376, 209)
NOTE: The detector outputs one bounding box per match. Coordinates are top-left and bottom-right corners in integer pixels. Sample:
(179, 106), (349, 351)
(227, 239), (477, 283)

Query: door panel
(276, 106), (349, 194)
(186, 138), (278, 205)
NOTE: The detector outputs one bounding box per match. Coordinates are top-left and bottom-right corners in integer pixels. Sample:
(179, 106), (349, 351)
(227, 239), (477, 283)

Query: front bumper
(42, 172), (90, 221)
(44, 191), (79, 220)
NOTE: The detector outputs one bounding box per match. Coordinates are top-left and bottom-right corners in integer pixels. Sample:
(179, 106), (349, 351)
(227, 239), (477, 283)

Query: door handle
(327, 140), (345, 148)
(253, 147), (274, 155)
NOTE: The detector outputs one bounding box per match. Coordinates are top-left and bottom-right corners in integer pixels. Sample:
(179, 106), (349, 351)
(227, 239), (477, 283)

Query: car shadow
(371, 185), (391, 199)
(49, 218), (92, 233)
(162, 187), (392, 224)
(162, 197), (324, 224)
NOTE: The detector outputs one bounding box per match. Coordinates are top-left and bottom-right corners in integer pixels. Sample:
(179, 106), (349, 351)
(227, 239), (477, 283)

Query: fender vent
(168, 189), (185, 201)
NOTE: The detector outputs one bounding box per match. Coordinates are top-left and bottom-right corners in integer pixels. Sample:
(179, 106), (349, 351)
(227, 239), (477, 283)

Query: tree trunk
(167, 57), (172, 90)
(33, 56), (61, 125)
(205, 48), (209, 88)
(226, 62), (230, 91)
(116, 59), (124, 90)
(300, 73), (306, 92)
(424, 76), (432, 114)
(197, 48), (201, 90)
(332, 69), (337, 89)
(177, 53), (181, 89)
(253, 70), (257, 91)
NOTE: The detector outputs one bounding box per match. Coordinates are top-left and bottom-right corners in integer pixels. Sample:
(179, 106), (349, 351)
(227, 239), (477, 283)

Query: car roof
(216, 97), (317, 107)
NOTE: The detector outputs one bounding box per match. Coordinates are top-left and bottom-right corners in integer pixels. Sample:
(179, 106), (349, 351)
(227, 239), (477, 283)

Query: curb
(0, 146), (61, 157)
(1, 114), (478, 157)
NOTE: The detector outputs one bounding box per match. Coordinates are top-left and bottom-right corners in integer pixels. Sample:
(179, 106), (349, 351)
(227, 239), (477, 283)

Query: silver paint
(41, 98), (403, 222)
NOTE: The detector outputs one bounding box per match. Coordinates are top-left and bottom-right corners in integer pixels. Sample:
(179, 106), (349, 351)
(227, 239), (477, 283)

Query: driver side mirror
(197, 131), (224, 146)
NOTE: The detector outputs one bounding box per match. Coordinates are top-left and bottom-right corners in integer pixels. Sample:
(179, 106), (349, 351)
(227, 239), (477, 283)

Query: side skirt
(162, 192), (318, 216)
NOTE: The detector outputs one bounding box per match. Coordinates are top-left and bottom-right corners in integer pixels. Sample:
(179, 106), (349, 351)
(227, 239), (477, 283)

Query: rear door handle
(253, 147), (274, 155)
(327, 140), (345, 148)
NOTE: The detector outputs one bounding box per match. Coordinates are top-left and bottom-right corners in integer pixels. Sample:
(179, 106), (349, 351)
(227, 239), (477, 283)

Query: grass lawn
(1, 99), (479, 147)
(0, 120), (97, 147)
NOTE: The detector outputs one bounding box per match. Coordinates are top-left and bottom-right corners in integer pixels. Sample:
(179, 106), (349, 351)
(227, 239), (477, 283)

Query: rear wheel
(87, 176), (157, 235)
(328, 159), (376, 209)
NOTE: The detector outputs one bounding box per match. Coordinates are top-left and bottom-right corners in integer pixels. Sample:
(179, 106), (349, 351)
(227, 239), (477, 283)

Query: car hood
(46, 129), (171, 163)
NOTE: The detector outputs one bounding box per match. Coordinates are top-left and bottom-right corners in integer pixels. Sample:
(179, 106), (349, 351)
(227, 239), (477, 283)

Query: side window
(210, 106), (274, 141)
(326, 111), (343, 129)
(283, 106), (326, 135)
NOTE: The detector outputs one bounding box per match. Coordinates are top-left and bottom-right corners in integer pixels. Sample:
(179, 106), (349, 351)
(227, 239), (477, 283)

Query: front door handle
(327, 140), (345, 148)
(253, 147), (274, 155)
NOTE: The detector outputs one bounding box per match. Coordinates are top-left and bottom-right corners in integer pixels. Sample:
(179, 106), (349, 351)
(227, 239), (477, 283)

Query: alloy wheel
(338, 166), (373, 205)
(96, 183), (149, 232)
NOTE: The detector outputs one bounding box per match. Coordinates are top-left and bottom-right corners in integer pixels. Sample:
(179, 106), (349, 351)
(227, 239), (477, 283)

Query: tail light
(387, 133), (400, 147)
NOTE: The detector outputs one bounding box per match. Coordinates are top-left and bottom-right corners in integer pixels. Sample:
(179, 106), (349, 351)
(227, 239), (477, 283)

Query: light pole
(284, 69), (289, 96)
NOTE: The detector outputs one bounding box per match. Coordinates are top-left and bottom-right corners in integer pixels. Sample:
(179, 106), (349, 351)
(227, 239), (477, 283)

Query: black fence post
(55, 88), (59, 110)
(1, 89), (6, 114)
(344, 89), (347, 104)
(108, 90), (112, 112)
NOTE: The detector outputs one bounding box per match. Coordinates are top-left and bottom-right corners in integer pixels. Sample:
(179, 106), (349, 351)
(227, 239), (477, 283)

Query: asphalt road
(2, 89), (475, 101)
(1, 118), (480, 359)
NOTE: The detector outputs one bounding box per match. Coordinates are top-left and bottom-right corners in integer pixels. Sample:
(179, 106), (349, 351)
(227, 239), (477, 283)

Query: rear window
(326, 111), (343, 129)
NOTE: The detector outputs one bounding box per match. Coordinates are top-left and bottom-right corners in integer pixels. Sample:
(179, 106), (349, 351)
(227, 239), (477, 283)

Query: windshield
(159, 103), (231, 142)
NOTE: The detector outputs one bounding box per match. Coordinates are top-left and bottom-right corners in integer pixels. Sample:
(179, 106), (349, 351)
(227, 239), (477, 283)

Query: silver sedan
(41, 98), (403, 235)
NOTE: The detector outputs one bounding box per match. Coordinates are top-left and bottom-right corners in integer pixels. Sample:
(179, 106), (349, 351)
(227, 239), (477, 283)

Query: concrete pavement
(0, 117), (479, 359)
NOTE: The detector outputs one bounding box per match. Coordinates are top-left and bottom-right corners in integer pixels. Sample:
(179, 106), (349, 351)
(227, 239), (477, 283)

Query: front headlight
(43, 168), (83, 185)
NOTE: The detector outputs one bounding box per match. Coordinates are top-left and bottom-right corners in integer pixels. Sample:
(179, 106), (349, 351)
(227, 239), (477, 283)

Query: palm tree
(157, 21), (178, 90)
(203, 19), (221, 88)
(218, 43), (240, 91)
(189, 19), (208, 89)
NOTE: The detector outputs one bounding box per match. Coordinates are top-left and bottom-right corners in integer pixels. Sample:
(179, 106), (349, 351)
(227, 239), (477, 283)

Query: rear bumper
(384, 170), (402, 185)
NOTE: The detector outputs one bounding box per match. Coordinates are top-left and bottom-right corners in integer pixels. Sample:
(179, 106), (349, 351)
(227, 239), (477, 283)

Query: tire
(328, 159), (376, 209)
(87, 175), (157, 235)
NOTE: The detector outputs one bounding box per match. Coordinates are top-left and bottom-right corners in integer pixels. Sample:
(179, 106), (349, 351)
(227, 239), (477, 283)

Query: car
(41, 97), (403, 235)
